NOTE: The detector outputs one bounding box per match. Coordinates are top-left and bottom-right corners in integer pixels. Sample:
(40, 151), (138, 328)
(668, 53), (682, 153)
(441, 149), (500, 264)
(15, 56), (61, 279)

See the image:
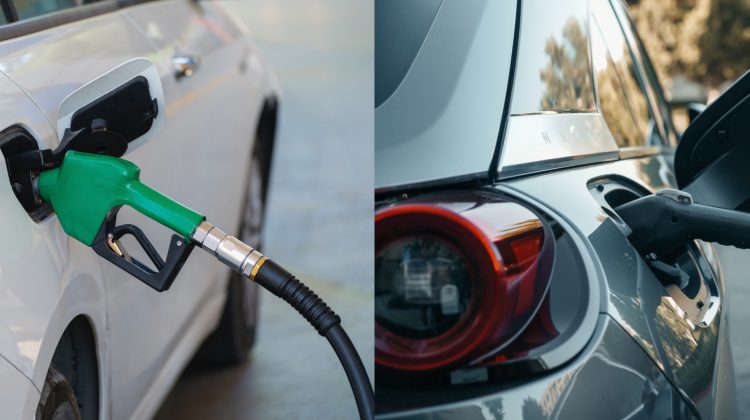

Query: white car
(0, 1), (278, 418)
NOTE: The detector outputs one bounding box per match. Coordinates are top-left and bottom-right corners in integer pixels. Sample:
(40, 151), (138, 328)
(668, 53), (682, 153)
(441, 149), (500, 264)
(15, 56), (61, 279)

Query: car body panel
(0, 74), (109, 399)
(374, 0), (516, 189)
(498, 114), (619, 178)
(380, 316), (698, 419)
(0, 10), (155, 138)
(378, 155), (731, 419)
(505, 154), (728, 417)
(0, 354), (39, 419)
(0, 10), (172, 419)
(105, 2), (266, 417)
(0, 160), (109, 395)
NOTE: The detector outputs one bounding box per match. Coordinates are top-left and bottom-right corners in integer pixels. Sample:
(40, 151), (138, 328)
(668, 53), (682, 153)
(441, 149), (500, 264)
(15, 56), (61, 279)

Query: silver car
(375, 0), (737, 418)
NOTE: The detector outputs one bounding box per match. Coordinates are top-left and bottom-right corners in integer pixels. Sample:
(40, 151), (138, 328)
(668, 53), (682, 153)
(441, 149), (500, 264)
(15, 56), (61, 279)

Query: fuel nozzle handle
(38, 151), (204, 291)
(38, 150), (204, 246)
(616, 189), (750, 258)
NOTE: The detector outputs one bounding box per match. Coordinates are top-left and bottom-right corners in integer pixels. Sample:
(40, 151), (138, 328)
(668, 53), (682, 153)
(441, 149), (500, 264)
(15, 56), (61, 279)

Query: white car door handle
(172, 54), (201, 80)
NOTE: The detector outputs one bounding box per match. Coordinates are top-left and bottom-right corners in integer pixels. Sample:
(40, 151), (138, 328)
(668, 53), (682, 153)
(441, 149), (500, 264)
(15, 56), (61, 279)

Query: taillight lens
(375, 193), (555, 372)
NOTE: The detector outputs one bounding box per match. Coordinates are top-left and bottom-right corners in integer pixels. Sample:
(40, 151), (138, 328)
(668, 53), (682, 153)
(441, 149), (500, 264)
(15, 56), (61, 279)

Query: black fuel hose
(254, 259), (374, 420)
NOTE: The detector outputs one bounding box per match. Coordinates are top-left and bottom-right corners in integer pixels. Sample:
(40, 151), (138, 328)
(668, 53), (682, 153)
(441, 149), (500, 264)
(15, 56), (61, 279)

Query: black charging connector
(617, 189), (750, 259)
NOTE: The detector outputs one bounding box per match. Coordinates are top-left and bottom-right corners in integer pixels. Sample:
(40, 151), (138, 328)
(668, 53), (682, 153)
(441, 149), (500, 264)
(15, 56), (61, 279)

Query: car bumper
(378, 315), (702, 419)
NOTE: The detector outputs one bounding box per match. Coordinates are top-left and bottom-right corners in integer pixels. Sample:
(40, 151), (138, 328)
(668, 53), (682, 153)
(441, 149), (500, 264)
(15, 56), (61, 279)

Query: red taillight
(375, 194), (555, 372)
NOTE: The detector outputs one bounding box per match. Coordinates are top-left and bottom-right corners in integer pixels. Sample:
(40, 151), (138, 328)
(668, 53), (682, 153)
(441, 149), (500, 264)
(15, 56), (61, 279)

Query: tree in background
(627, 0), (750, 97)
(539, 18), (595, 111)
(699, 0), (750, 88)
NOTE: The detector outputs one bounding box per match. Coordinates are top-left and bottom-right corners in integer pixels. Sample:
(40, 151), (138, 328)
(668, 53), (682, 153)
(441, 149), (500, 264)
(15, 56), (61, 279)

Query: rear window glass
(510, 0), (596, 114)
(375, 0), (442, 107)
(15, 0), (76, 20)
(591, 0), (661, 148)
(13, 0), (98, 21)
(590, 19), (644, 147)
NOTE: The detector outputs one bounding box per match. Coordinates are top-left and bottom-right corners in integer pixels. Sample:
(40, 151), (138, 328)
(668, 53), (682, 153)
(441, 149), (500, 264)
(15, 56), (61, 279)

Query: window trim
(615, 1), (679, 147)
(591, 14), (647, 148)
(618, 145), (663, 159)
(608, 0), (671, 147)
(1, 0), (17, 23)
(0, 0), (156, 41)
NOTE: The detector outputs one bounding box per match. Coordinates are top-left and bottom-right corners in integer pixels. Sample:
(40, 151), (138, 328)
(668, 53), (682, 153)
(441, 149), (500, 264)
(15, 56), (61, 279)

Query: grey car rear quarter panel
(380, 316), (695, 419)
(380, 155), (731, 419)
(374, 0), (516, 188)
(504, 155), (728, 418)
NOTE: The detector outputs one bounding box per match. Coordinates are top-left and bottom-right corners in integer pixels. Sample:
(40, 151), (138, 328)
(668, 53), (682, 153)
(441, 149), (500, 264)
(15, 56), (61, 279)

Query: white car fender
(0, 209), (109, 390)
(0, 73), (110, 406)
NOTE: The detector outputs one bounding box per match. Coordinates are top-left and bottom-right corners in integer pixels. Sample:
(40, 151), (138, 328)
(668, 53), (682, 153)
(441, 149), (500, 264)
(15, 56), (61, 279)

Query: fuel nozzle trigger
(91, 206), (194, 292)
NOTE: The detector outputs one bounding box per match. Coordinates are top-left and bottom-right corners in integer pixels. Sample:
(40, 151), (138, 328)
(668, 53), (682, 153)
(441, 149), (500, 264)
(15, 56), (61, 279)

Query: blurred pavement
(714, 245), (750, 419)
(154, 1), (373, 419)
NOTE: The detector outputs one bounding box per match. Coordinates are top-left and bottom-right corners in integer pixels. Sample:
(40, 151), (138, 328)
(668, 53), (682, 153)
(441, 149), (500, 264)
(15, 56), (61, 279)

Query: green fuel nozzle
(37, 150), (204, 291)
(36, 151), (374, 419)
(39, 150), (204, 246)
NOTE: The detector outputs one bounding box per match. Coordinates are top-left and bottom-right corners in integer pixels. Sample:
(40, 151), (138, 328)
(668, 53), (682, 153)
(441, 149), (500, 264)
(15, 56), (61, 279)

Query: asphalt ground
(154, 1), (373, 419)
(714, 245), (750, 419)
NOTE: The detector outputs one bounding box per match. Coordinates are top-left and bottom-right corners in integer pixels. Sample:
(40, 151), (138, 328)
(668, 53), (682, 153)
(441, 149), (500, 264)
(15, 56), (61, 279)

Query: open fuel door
(4, 58), (164, 221)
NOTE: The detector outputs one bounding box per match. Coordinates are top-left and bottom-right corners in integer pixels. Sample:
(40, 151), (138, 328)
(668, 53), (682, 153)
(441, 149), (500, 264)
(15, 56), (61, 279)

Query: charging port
(588, 176), (720, 327)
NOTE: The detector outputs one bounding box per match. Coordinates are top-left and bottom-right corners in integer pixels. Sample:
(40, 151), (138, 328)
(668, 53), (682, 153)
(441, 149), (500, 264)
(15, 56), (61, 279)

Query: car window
(590, 20), (643, 147)
(12, 0), (98, 21)
(613, 0), (679, 146)
(591, 0), (662, 148)
(510, 0), (596, 114)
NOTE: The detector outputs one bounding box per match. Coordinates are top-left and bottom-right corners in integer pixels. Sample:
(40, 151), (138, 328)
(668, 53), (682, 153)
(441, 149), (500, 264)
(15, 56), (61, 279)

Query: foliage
(627, 0), (750, 90)
(539, 18), (595, 111)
